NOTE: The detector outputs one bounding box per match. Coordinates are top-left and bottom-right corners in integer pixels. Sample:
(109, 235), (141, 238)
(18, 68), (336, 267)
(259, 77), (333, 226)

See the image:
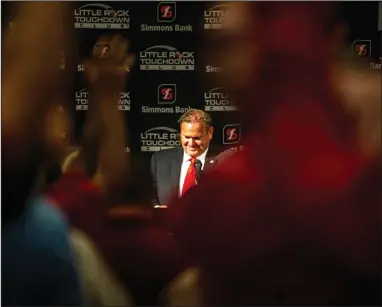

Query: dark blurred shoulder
(152, 147), (182, 161)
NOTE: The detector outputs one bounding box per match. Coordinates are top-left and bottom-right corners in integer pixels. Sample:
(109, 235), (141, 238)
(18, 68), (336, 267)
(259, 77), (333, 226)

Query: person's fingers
(85, 34), (135, 88)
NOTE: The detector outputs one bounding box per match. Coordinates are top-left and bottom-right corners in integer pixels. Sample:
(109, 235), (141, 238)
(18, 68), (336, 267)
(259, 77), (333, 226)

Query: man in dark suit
(151, 109), (224, 207)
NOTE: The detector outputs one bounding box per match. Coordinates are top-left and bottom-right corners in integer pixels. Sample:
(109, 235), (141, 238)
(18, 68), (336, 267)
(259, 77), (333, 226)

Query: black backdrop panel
(70, 1), (248, 156)
(1, 1), (380, 156)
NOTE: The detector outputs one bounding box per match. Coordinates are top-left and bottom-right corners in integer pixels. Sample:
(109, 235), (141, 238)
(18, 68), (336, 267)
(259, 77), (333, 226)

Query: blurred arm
(87, 82), (130, 196)
(78, 35), (136, 197)
(70, 228), (133, 306)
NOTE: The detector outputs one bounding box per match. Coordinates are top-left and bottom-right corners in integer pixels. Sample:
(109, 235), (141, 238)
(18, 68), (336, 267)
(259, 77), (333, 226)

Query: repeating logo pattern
(67, 2), (376, 152)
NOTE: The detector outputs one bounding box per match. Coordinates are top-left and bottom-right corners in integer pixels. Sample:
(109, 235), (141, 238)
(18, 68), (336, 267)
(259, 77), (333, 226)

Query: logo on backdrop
(158, 1), (176, 22)
(352, 40), (371, 58)
(77, 42), (131, 72)
(73, 3), (130, 29)
(204, 87), (237, 111)
(223, 124), (241, 144)
(204, 4), (230, 30)
(142, 84), (191, 114)
(140, 2), (192, 32)
(75, 88), (131, 111)
(158, 84), (177, 104)
(140, 127), (180, 152)
(139, 45), (195, 71)
(93, 42), (112, 58)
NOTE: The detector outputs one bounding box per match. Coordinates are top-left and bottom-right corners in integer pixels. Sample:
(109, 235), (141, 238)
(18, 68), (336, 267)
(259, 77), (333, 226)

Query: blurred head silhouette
(207, 2), (348, 103)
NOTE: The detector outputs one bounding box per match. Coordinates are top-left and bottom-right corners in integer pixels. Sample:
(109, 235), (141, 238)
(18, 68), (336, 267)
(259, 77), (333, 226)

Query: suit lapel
(204, 156), (217, 172)
(204, 146), (219, 172)
(170, 147), (183, 195)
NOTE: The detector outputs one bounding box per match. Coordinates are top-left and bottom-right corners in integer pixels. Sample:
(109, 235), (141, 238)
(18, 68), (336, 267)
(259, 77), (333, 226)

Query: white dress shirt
(179, 148), (209, 197)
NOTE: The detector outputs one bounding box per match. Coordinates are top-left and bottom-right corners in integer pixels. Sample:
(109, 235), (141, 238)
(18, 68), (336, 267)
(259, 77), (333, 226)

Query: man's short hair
(178, 109), (212, 130)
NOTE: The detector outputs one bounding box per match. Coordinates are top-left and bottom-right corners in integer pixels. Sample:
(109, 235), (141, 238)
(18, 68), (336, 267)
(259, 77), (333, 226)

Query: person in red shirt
(168, 2), (380, 305)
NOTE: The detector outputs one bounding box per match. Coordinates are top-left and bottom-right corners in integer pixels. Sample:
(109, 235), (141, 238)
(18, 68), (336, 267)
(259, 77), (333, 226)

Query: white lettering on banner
(117, 92), (131, 111)
(77, 63), (130, 72)
(139, 45), (195, 71)
(204, 4), (230, 30)
(370, 57), (382, 70)
(205, 65), (221, 73)
(141, 106), (191, 114)
(140, 127), (180, 152)
(204, 87), (238, 111)
(73, 3), (130, 29)
(370, 62), (381, 70)
(75, 88), (89, 110)
(140, 24), (193, 32)
(75, 89), (131, 111)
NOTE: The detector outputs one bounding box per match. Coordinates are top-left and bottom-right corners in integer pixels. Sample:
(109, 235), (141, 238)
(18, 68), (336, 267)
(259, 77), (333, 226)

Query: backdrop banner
(59, 1), (382, 157)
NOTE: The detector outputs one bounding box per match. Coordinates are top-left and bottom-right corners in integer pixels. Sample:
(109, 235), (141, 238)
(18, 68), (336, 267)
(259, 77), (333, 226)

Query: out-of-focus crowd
(2, 2), (380, 306)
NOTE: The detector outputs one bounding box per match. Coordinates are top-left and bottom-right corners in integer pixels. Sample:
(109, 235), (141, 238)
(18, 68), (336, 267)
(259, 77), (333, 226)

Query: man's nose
(189, 139), (196, 146)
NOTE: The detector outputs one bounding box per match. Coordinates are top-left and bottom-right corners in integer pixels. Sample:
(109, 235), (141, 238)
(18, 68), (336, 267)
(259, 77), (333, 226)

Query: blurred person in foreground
(40, 102), (72, 187)
(46, 34), (134, 242)
(44, 34), (135, 305)
(165, 2), (380, 306)
(2, 3), (82, 306)
(44, 34), (181, 305)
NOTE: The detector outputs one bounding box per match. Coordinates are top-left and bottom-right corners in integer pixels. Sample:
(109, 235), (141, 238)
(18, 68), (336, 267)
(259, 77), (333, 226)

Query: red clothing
(182, 157), (197, 195)
(46, 172), (180, 305)
(168, 4), (380, 304)
(171, 114), (380, 304)
(46, 173), (106, 242)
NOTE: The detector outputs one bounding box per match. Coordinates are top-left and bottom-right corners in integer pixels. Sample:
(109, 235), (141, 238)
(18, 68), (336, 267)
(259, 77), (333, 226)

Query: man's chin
(186, 149), (200, 157)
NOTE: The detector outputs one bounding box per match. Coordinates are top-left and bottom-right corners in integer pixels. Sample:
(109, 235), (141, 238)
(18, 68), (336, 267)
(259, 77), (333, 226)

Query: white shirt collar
(182, 147), (209, 164)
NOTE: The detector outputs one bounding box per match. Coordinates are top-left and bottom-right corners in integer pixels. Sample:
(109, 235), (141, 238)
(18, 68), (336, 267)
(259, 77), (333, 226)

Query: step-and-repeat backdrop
(3, 1), (381, 157)
(70, 1), (244, 155)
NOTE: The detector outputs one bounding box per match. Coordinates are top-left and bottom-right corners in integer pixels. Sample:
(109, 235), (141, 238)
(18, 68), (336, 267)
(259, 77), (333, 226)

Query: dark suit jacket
(150, 145), (223, 206)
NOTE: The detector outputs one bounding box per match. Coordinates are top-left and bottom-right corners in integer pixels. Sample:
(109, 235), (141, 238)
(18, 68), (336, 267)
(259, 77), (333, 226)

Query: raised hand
(84, 34), (135, 96)
(81, 34), (135, 198)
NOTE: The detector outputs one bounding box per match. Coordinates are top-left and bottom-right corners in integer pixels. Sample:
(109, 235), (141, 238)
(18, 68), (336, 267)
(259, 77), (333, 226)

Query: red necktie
(182, 157), (197, 196)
